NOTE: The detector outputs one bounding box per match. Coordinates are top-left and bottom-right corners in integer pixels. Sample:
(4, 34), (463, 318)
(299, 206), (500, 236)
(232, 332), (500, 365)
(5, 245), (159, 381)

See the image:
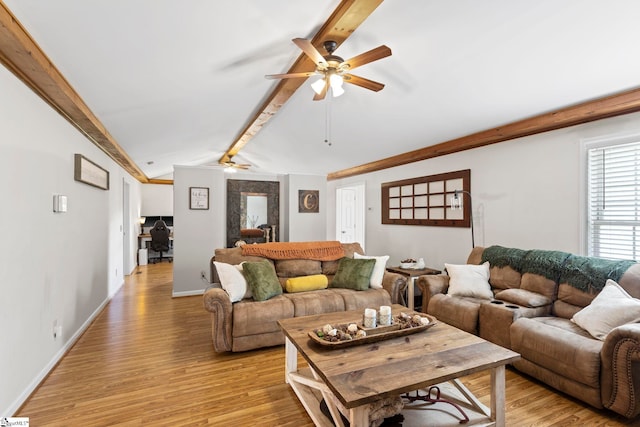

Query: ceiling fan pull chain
(324, 94), (332, 146)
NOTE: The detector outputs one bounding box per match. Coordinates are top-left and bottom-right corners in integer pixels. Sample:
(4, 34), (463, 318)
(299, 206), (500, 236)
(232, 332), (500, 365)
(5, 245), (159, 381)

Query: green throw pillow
(242, 261), (283, 301)
(330, 257), (376, 291)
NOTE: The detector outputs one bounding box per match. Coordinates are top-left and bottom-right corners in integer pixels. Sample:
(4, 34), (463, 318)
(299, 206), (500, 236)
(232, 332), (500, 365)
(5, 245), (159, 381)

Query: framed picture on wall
(74, 154), (109, 190)
(189, 187), (209, 210)
(298, 190), (319, 213)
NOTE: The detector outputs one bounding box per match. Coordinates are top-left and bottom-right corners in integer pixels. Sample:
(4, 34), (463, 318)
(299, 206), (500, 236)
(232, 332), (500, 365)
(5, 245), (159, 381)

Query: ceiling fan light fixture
(329, 73), (344, 97)
(311, 77), (326, 95)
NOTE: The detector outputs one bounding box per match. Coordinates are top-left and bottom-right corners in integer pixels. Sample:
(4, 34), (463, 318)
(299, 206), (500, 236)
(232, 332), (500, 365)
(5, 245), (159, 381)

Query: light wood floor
(16, 263), (638, 426)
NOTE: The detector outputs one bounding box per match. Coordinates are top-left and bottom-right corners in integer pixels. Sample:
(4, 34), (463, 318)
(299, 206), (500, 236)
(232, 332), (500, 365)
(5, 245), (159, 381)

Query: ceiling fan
(221, 159), (251, 172)
(265, 38), (392, 101)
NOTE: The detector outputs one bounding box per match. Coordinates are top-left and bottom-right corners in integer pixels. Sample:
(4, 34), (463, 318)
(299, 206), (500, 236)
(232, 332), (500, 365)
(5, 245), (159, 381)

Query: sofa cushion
(520, 272), (558, 301)
(445, 262), (493, 299)
(284, 289), (345, 317)
(511, 317), (602, 388)
(232, 295), (294, 337)
(494, 288), (551, 308)
(572, 279), (640, 340)
(322, 242), (366, 276)
(284, 274), (328, 293)
(329, 288), (391, 311)
(213, 261), (251, 302)
(275, 259), (322, 278)
(427, 293), (486, 334)
(330, 257), (376, 291)
(354, 253), (389, 289)
(488, 265), (522, 290)
(243, 261), (283, 301)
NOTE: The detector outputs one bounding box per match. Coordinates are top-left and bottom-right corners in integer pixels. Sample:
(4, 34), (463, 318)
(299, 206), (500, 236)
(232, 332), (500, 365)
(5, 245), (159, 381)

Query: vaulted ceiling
(3, 0), (640, 181)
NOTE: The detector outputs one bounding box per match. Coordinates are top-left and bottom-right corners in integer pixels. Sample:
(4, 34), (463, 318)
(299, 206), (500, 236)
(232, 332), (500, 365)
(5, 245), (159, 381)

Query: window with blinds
(587, 140), (640, 260)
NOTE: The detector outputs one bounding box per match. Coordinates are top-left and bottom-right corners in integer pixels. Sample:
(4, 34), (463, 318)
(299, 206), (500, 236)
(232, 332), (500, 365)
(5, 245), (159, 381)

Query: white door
(122, 180), (132, 274)
(339, 188), (356, 243)
(336, 184), (365, 248)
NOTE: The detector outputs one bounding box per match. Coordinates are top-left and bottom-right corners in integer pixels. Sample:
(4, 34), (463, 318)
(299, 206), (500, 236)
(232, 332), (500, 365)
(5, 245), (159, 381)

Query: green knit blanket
(481, 245), (635, 292)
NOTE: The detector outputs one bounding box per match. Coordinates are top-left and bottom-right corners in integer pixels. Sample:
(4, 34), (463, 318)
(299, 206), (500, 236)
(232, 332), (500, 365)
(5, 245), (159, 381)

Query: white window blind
(587, 141), (640, 260)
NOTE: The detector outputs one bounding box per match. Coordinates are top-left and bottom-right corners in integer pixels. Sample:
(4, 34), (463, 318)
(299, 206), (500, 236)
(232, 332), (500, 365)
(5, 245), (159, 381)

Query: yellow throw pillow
(285, 274), (329, 293)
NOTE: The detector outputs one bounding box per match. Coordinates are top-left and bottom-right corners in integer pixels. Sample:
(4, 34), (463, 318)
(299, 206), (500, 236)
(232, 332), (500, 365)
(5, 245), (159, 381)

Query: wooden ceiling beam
(219, 0), (384, 165)
(327, 86), (640, 180)
(0, 2), (148, 182)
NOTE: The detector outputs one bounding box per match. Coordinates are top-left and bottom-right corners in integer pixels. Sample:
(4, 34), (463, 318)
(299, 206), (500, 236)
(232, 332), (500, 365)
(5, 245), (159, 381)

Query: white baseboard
(172, 289), (204, 298)
(5, 291), (115, 416)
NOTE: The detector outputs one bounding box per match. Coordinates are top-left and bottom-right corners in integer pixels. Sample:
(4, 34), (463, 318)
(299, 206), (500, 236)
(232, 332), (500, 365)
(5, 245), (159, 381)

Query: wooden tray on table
(308, 313), (437, 349)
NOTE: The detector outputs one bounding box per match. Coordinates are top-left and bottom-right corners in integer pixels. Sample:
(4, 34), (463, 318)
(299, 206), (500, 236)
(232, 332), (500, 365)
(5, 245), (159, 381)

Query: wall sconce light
(451, 190), (474, 248)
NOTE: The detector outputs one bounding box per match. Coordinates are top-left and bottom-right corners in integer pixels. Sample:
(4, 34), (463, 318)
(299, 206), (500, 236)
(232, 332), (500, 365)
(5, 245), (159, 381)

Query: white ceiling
(5, 0), (640, 179)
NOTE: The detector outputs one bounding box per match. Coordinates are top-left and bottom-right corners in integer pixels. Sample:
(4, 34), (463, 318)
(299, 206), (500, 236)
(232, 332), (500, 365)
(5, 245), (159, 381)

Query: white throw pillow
(354, 253), (389, 289)
(572, 279), (640, 340)
(445, 261), (493, 299)
(213, 261), (252, 302)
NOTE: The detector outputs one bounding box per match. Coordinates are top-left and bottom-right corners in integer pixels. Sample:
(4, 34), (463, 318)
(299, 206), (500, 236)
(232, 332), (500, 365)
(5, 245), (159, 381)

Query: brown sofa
(417, 245), (640, 418)
(203, 242), (407, 352)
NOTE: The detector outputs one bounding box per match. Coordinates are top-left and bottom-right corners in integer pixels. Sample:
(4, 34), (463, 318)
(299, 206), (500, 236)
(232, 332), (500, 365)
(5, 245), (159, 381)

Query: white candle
(364, 308), (377, 328)
(378, 305), (392, 326)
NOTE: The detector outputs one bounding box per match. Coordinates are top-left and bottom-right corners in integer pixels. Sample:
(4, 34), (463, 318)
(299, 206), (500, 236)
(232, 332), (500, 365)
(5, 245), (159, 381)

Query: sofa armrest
(382, 271), (407, 305)
(415, 274), (450, 314)
(202, 286), (233, 352)
(601, 323), (640, 418)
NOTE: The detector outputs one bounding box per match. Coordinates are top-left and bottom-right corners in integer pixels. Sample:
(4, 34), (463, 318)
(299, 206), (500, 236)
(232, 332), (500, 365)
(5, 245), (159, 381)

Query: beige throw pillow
(572, 279), (640, 340)
(445, 261), (493, 299)
(213, 261), (252, 303)
(354, 253), (389, 289)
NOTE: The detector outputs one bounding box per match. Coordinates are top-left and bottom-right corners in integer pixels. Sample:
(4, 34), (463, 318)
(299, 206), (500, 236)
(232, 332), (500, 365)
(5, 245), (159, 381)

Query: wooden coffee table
(278, 305), (520, 427)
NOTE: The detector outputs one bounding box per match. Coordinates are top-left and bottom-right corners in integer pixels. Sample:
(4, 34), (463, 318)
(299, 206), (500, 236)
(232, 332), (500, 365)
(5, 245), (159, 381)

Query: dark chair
(149, 220), (172, 263)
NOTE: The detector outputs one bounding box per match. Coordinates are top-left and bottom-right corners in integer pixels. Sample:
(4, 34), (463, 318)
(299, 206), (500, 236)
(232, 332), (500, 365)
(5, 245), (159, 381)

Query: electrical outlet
(200, 270), (209, 284)
(53, 320), (60, 339)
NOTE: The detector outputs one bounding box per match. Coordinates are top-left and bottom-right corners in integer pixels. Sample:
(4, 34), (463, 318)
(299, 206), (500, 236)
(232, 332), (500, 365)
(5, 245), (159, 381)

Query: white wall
(172, 167), (325, 294)
(0, 65), (141, 415)
(172, 166), (225, 296)
(328, 111), (640, 271)
(141, 183), (173, 217)
(286, 174), (327, 242)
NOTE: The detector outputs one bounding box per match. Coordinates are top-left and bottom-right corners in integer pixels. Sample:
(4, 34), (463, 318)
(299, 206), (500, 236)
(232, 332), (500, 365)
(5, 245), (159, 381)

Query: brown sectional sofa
(417, 245), (640, 418)
(203, 242), (407, 352)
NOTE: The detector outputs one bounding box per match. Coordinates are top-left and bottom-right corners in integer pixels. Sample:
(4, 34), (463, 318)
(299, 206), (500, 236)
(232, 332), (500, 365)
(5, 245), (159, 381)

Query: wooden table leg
(349, 405), (369, 427)
(284, 337), (297, 384)
(491, 365), (506, 427)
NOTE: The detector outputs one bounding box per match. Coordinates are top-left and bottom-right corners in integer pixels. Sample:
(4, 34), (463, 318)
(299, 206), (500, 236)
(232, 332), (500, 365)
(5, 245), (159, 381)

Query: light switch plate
(53, 194), (68, 213)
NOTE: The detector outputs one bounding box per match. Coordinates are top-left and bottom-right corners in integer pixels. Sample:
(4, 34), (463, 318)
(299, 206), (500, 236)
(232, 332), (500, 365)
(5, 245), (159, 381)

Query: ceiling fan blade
(342, 45), (392, 70)
(313, 79), (329, 101)
(223, 161), (251, 169)
(292, 38), (327, 67)
(265, 71), (316, 80)
(343, 74), (385, 92)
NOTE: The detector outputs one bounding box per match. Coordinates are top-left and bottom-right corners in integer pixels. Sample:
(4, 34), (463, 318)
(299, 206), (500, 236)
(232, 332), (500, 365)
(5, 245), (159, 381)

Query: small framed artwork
(299, 190), (319, 213)
(189, 187), (209, 210)
(74, 154), (109, 190)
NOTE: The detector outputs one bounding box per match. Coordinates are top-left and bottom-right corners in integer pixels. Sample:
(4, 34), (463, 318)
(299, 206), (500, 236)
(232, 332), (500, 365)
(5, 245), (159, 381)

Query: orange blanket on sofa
(241, 241), (345, 261)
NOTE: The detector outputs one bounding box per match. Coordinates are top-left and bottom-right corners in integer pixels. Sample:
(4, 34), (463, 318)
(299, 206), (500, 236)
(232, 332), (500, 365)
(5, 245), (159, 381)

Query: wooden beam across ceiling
(327, 86), (640, 180)
(219, 0), (384, 165)
(0, 1), (149, 182)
